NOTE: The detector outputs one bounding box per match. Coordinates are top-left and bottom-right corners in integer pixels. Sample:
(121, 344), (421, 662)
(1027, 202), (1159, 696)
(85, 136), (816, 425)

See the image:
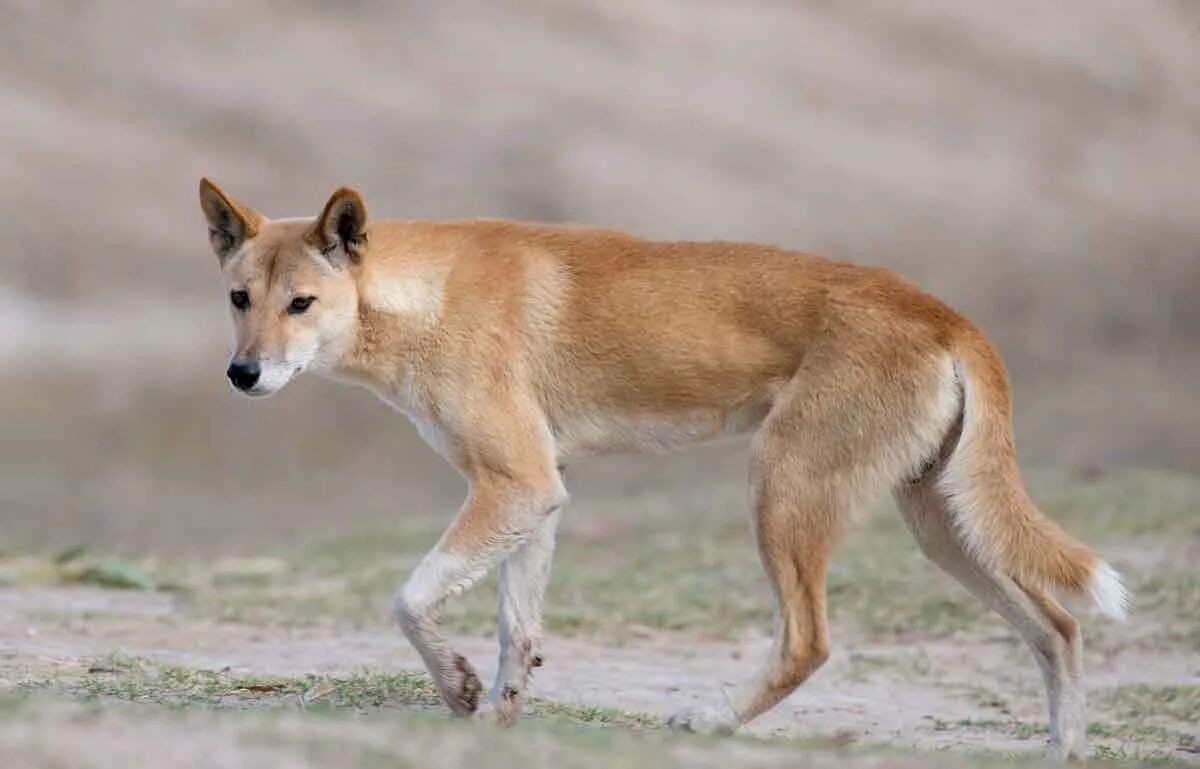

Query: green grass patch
(162, 470), (1200, 645)
(1097, 684), (1200, 728)
(187, 496), (994, 642)
(1033, 469), (1200, 540)
(31, 654), (443, 713)
(8, 655), (1196, 767)
(10, 470), (1199, 648)
(0, 548), (162, 591)
(0, 697), (1047, 769)
(21, 654), (658, 731)
(952, 716), (1196, 765)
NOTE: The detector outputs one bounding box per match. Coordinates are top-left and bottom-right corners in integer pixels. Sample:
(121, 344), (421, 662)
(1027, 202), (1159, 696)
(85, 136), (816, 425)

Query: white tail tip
(1089, 562), (1129, 621)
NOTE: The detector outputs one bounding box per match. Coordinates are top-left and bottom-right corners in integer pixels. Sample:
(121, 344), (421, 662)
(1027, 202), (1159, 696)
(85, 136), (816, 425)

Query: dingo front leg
(393, 542), (488, 715)
(479, 504), (562, 725)
(393, 448), (566, 717)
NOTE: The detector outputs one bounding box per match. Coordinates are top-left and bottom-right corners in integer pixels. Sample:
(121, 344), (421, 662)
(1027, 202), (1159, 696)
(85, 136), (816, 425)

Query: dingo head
(199, 178), (366, 397)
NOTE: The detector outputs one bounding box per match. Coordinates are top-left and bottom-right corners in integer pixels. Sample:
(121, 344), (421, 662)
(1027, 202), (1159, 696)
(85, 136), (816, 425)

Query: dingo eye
(288, 295), (315, 315)
(230, 290), (250, 311)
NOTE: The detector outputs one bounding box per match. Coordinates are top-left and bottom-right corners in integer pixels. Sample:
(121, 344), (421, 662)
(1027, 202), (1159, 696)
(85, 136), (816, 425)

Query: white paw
(1045, 737), (1087, 764)
(473, 699), (499, 724)
(666, 706), (738, 736)
(473, 685), (523, 727)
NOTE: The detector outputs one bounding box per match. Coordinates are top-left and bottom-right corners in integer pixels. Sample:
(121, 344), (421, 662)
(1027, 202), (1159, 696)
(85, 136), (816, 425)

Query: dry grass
(0, 696), (1048, 769)
(147, 469), (1194, 649)
(3, 0), (1200, 562)
(2, 461), (1197, 767)
(7, 651), (1195, 768)
(6, 468), (1194, 652)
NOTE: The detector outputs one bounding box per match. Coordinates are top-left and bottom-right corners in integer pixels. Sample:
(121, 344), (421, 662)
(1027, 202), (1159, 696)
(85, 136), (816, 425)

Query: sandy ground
(1, 587), (1195, 762)
(3, 0), (1200, 562)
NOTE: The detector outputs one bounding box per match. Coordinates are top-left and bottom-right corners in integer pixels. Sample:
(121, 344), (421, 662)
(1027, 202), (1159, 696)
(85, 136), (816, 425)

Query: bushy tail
(938, 332), (1128, 620)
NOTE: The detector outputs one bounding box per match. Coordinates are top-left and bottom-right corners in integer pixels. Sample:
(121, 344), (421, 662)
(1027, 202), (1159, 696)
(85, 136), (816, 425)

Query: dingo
(199, 179), (1125, 760)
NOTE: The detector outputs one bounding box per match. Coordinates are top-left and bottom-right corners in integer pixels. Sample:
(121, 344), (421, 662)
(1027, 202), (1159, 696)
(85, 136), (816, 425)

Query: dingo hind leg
(896, 475), (1086, 761)
(667, 426), (845, 735)
(670, 339), (959, 733)
(890, 335), (1128, 761)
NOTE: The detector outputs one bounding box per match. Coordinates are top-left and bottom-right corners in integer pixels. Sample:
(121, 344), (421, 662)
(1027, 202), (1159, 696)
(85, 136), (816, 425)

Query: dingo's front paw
(474, 685), (524, 727)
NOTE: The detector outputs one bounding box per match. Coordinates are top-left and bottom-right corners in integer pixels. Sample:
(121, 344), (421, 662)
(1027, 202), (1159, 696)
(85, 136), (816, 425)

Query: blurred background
(2, 0), (1198, 555)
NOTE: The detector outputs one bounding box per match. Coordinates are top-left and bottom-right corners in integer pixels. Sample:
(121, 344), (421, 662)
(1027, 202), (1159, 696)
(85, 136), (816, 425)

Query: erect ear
(306, 187), (368, 265)
(199, 178), (263, 263)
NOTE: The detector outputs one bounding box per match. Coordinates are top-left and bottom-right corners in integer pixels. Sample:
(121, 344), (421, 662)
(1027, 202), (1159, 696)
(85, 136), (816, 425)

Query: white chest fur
(373, 373), (457, 464)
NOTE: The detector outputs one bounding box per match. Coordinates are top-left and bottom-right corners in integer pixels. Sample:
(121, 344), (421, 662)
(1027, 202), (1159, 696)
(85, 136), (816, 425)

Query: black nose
(226, 360), (261, 391)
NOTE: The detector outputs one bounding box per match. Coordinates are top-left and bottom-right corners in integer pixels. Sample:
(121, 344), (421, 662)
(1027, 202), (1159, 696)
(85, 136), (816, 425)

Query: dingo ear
(308, 187), (368, 265)
(199, 178), (263, 263)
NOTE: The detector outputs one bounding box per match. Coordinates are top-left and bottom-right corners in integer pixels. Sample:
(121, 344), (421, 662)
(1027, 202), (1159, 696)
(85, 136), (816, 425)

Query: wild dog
(199, 178), (1126, 761)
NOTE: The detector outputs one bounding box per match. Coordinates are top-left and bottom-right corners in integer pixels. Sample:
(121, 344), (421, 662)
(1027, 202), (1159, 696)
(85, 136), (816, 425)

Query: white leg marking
(482, 508), (561, 724)
(393, 549), (487, 715)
